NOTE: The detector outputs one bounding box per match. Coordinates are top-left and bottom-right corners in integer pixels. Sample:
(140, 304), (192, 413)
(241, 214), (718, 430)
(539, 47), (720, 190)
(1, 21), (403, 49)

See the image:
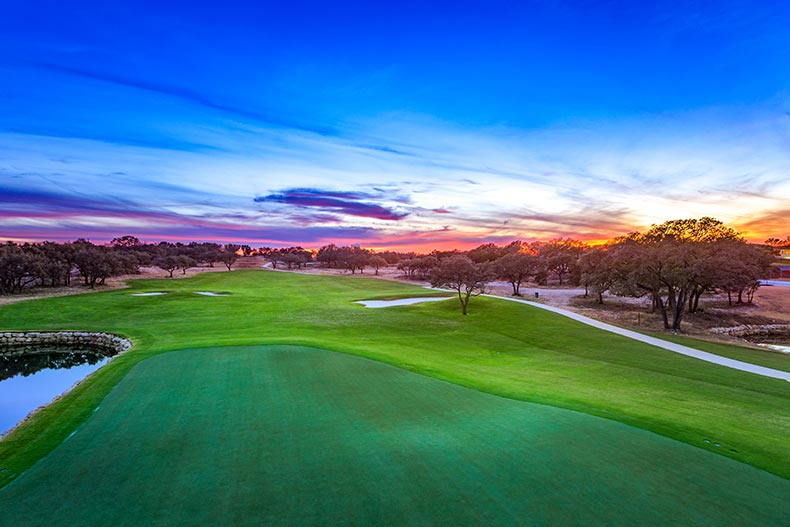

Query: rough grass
(1, 345), (788, 526)
(0, 270), (789, 492)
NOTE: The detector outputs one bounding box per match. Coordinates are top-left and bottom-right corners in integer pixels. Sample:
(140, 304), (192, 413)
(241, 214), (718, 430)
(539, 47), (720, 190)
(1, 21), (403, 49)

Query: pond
(741, 334), (790, 355)
(0, 348), (114, 437)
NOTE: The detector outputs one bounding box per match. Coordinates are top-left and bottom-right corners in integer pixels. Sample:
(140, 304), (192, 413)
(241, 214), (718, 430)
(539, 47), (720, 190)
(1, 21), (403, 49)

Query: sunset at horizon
(3, 3), (790, 522)
(2, 1), (788, 251)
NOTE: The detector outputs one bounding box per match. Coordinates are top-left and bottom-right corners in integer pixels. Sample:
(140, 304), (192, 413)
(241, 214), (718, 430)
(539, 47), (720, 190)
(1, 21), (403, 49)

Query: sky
(1, 0), (788, 252)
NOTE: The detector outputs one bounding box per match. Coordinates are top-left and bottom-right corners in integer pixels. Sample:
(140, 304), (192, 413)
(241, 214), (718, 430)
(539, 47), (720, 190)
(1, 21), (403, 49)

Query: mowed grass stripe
(1, 345), (788, 526)
(0, 270), (789, 487)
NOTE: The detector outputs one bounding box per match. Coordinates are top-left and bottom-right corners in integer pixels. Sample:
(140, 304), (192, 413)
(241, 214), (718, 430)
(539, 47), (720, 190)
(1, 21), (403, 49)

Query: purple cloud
(0, 222), (376, 247)
(255, 188), (409, 221)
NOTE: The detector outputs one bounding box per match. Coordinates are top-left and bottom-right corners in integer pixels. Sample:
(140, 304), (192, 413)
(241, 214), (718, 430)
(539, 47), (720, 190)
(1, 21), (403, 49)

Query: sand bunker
(131, 291), (169, 296)
(355, 297), (452, 308)
(196, 291), (231, 296)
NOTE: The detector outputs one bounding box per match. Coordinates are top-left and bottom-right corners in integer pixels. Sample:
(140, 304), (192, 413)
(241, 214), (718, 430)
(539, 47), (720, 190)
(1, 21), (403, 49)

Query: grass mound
(1, 345), (788, 526)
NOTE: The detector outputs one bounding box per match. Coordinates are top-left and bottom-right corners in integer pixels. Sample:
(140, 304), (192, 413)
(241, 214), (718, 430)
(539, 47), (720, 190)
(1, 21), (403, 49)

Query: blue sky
(1, 0), (788, 250)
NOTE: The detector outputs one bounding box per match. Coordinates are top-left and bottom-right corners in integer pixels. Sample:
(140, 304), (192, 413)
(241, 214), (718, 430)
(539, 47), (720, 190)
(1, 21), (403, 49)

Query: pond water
(742, 334), (790, 355)
(759, 344), (790, 354)
(0, 350), (111, 437)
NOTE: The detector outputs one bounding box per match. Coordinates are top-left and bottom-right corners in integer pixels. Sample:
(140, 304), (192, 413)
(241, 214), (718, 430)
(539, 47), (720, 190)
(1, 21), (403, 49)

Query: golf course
(1, 270), (789, 525)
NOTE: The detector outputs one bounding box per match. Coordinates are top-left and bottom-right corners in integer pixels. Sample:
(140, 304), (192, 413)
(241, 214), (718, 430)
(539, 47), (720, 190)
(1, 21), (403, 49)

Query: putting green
(1, 345), (787, 526)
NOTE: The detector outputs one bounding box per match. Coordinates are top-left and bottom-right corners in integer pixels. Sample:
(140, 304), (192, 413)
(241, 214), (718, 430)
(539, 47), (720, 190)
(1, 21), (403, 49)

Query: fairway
(1, 270), (790, 524)
(1, 345), (788, 526)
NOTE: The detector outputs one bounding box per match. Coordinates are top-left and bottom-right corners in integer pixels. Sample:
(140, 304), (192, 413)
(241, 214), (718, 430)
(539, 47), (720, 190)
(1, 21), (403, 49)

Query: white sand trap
(196, 291), (230, 296)
(356, 297), (452, 308)
(131, 292), (169, 296)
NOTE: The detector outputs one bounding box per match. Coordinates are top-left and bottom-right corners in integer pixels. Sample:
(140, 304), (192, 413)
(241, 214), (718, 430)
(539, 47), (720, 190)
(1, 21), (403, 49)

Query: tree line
(422, 218), (775, 328)
(1, 218), (782, 331)
(0, 236), (244, 294)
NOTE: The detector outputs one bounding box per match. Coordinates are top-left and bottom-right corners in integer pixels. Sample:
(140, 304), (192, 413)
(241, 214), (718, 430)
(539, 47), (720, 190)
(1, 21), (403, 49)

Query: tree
(74, 247), (135, 288)
(607, 217), (746, 331)
(177, 255), (197, 275)
(430, 255), (493, 315)
(577, 246), (617, 304)
(494, 252), (538, 296)
(316, 244), (340, 268)
(536, 238), (587, 285)
(467, 243), (504, 263)
(0, 245), (39, 294)
(191, 242), (221, 267)
(398, 256), (438, 280)
(368, 255), (388, 275)
(219, 244), (240, 271)
(764, 236), (790, 248)
(32, 241), (72, 287)
(377, 251), (402, 265)
(110, 235), (141, 248)
(336, 246), (371, 274)
(712, 241), (773, 305)
(153, 255), (181, 278)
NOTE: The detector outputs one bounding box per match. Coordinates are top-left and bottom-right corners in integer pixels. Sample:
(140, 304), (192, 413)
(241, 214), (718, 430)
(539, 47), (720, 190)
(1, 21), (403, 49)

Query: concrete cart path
(491, 295), (790, 382)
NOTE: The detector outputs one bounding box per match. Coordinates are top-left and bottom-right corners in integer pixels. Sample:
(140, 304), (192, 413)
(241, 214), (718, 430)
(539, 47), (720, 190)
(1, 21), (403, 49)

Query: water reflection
(0, 348), (115, 436)
(741, 335), (790, 354)
(1, 351), (108, 382)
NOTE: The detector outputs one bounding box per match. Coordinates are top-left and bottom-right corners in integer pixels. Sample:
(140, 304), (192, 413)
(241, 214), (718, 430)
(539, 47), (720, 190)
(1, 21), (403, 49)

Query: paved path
(490, 295), (790, 382)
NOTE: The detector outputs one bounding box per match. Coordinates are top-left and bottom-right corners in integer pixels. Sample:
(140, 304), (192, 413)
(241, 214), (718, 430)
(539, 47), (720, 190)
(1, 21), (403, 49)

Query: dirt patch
(750, 285), (790, 323)
(563, 286), (790, 347)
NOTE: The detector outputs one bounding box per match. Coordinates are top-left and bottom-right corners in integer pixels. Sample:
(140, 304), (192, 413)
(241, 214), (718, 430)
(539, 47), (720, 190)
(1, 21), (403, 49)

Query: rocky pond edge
(0, 331), (132, 356)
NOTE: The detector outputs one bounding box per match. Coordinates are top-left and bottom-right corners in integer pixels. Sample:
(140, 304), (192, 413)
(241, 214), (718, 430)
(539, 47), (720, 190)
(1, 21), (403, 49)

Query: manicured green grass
(648, 331), (790, 372)
(1, 270), (789, 494)
(1, 345), (788, 526)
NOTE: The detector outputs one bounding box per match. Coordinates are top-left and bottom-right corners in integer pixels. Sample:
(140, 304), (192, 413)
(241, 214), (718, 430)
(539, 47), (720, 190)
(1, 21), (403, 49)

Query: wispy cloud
(30, 62), (337, 136)
(733, 208), (790, 237)
(0, 124), (220, 153)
